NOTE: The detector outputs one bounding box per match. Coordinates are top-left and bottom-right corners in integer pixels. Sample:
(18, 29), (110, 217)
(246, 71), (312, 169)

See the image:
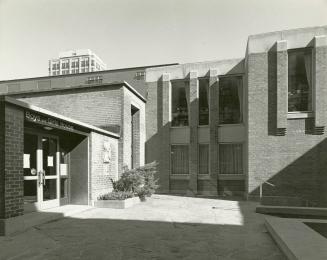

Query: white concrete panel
(218, 125), (245, 142)
(198, 127), (209, 143)
(170, 127), (190, 144)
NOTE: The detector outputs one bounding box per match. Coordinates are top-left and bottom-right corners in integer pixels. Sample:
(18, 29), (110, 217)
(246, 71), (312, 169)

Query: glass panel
(199, 79), (209, 125)
(199, 144), (209, 174)
(60, 178), (68, 198)
(24, 134), (38, 176)
(24, 180), (37, 203)
(219, 144), (243, 174)
(288, 48), (312, 112)
(43, 179), (57, 201)
(171, 145), (189, 174)
(171, 81), (189, 127)
(219, 76), (243, 124)
(42, 137), (57, 176)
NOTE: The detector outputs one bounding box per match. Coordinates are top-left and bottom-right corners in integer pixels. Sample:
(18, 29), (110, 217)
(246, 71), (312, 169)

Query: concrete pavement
(0, 195), (285, 260)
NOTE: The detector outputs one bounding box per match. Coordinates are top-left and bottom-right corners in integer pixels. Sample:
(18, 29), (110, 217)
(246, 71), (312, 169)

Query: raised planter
(94, 196), (141, 209)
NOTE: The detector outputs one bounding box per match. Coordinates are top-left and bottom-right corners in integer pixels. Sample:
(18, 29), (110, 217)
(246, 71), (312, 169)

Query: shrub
(110, 161), (159, 198)
(136, 161), (159, 197)
(98, 191), (134, 200)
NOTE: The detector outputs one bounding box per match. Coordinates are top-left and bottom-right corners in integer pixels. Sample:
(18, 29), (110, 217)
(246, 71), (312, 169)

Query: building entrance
(23, 132), (62, 212)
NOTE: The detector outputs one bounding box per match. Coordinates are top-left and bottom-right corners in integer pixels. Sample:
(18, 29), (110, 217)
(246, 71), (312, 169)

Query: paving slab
(0, 195), (285, 260)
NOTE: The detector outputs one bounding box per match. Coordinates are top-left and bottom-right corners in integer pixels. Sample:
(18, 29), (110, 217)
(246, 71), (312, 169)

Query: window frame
(287, 47), (314, 115)
(170, 79), (190, 128)
(198, 77), (210, 126)
(218, 74), (244, 126)
(170, 144), (190, 175)
(198, 143), (210, 175)
(218, 142), (244, 175)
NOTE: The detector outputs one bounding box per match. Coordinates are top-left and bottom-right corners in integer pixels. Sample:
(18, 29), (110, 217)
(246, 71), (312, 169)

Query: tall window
(199, 79), (209, 125)
(288, 48), (312, 112)
(171, 81), (189, 127)
(171, 145), (189, 174)
(219, 143), (243, 174)
(199, 144), (209, 174)
(219, 76), (243, 124)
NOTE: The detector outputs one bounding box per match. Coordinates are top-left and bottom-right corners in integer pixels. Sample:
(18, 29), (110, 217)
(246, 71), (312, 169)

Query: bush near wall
(101, 161), (159, 201)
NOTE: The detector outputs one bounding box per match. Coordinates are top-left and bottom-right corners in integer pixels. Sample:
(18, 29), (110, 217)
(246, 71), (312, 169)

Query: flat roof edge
(5, 81), (146, 102)
(3, 96), (120, 139)
(0, 63), (179, 83)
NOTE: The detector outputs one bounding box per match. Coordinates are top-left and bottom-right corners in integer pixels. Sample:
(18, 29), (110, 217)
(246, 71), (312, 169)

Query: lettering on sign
(25, 111), (74, 131)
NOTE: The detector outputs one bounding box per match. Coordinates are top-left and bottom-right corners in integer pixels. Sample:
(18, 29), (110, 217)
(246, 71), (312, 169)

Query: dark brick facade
(0, 101), (24, 220)
(247, 39), (327, 206)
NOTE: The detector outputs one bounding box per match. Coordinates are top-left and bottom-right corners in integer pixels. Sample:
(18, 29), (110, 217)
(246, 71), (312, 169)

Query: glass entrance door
(40, 136), (60, 209)
(24, 132), (60, 212)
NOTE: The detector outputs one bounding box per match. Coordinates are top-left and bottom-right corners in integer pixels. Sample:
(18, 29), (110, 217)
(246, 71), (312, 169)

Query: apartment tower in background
(48, 49), (107, 76)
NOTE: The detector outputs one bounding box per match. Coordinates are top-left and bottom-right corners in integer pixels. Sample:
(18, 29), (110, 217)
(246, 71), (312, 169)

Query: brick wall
(0, 101), (24, 219)
(13, 86), (123, 134)
(89, 132), (118, 203)
(1, 68), (148, 98)
(247, 51), (327, 206)
(121, 87), (145, 172)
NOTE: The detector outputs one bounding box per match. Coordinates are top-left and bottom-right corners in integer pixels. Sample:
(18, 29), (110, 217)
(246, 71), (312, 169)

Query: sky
(1, 0), (327, 80)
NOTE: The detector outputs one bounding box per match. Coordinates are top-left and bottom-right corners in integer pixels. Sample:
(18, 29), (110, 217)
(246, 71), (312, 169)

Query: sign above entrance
(25, 111), (74, 131)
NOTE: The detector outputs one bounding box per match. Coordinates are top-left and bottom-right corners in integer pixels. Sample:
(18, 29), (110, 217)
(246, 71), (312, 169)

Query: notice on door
(60, 164), (67, 176)
(47, 156), (54, 167)
(23, 154), (30, 168)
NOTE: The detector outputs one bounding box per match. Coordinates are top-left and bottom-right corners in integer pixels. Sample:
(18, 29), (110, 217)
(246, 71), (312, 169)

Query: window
(81, 61), (85, 67)
(219, 143), (243, 174)
(171, 145), (189, 175)
(91, 60), (94, 66)
(199, 79), (209, 125)
(219, 76), (243, 124)
(199, 144), (209, 174)
(135, 71), (146, 80)
(87, 76), (103, 84)
(288, 48), (312, 112)
(171, 81), (189, 127)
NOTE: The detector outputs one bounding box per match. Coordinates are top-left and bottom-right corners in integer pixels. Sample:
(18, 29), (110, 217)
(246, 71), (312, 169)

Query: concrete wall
(246, 27), (327, 206)
(89, 132), (118, 204)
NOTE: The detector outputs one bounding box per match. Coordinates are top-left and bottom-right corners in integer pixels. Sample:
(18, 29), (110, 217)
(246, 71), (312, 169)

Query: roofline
(122, 81), (146, 103)
(6, 81), (146, 103)
(3, 96), (120, 139)
(247, 24), (327, 40)
(0, 63), (179, 83)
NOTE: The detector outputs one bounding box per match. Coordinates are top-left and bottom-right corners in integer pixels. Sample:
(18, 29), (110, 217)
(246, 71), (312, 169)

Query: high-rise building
(48, 49), (107, 76)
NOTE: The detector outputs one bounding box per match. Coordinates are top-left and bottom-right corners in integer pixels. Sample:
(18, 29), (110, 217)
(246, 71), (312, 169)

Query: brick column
(188, 71), (198, 195)
(314, 35), (327, 132)
(209, 69), (219, 195)
(158, 73), (171, 193)
(0, 101), (24, 235)
(276, 40), (288, 135)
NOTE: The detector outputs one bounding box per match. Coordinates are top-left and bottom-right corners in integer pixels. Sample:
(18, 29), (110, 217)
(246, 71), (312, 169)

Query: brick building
(1, 25), (327, 234)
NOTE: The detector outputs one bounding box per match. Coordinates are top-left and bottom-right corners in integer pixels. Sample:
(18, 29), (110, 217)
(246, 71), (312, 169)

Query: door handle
(42, 170), (46, 186)
(38, 170), (46, 186)
(38, 171), (42, 186)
